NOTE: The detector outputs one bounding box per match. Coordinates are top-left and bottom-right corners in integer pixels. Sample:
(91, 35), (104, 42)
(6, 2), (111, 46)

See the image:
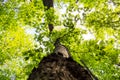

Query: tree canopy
(0, 0), (120, 80)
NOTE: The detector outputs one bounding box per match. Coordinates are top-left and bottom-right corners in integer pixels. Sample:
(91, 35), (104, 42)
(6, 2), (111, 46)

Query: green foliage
(0, 26), (35, 79)
(85, 4), (120, 30)
(79, 0), (107, 8)
(18, 1), (43, 27)
(0, 0), (120, 80)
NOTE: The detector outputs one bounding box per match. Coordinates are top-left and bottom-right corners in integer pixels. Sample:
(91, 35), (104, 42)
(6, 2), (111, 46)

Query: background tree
(42, 0), (54, 34)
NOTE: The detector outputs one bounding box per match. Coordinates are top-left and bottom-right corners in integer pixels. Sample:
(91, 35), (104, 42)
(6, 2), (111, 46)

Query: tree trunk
(27, 53), (94, 80)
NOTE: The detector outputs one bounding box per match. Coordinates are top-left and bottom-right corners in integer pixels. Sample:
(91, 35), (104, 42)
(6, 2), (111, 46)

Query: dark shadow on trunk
(27, 53), (96, 80)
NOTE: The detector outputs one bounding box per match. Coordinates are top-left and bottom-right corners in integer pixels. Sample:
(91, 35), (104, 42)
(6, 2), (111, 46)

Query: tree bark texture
(27, 53), (93, 80)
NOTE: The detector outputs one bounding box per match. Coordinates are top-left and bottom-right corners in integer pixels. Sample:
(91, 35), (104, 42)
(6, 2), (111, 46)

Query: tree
(0, 0), (120, 80)
(42, 0), (54, 34)
(27, 53), (94, 80)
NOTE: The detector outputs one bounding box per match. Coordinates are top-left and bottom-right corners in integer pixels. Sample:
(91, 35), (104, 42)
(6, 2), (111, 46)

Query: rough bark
(27, 53), (94, 80)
